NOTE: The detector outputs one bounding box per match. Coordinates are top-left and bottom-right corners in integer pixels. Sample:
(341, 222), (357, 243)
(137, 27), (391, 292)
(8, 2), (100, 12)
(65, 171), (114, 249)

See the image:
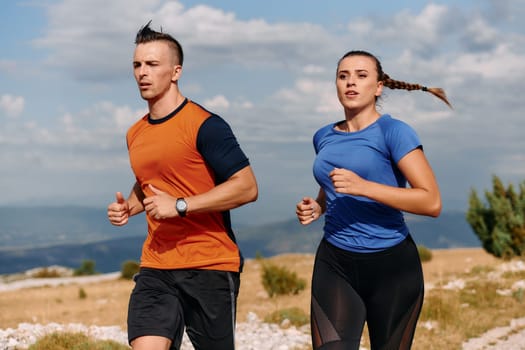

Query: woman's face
(335, 55), (383, 111)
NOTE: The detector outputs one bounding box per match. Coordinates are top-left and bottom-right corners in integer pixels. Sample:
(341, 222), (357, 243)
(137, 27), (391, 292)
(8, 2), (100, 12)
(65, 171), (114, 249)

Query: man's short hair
(135, 20), (184, 66)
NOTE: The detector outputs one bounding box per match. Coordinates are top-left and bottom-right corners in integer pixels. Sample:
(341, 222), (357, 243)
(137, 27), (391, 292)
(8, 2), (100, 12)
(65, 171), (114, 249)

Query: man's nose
(138, 65), (148, 77)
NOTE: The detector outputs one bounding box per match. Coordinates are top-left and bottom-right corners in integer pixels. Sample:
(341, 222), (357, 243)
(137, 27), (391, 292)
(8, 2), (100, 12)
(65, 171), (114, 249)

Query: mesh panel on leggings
(311, 295), (341, 347)
(383, 290), (424, 350)
(311, 286), (365, 350)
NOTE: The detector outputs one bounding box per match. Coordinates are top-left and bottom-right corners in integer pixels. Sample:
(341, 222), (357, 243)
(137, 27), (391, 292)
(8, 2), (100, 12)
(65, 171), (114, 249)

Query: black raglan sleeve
(196, 115), (250, 184)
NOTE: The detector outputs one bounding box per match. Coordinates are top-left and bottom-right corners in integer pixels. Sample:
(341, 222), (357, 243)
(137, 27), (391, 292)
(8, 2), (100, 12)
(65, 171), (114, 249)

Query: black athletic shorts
(127, 268), (240, 350)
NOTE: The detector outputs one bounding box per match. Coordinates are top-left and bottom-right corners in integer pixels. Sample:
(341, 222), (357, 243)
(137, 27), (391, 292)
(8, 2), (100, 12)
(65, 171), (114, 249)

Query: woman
(296, 50), (451, 350)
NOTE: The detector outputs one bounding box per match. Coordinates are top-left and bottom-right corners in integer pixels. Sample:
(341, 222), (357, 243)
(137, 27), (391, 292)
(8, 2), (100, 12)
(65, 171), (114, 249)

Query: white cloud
(395, 4), (449, 46)
(33, 0), (159, 80)
(27, 0), (525, 150)
(462, 15), (501, 51)
(0, 101), (144, 175)
(237, 100), (253, 109)
(0, 94), (25, 117)
(453, 43), (525, 79)
(303, 65), (327, 75)
(33, 0), (336, 80)
(204, 95), (230, 110)
(164, 3), (333, 57)
(227, 77), (341, 143)
(346, 4), (451, 56)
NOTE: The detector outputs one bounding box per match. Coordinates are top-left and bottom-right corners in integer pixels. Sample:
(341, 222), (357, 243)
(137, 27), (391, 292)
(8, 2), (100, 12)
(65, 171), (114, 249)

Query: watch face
(176, 199), (187, 212)
(175, 198), (188, 214)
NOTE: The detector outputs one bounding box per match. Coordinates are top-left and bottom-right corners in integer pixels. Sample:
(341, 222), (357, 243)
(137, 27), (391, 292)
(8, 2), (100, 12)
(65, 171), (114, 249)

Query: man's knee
(131, 335), (172, 350)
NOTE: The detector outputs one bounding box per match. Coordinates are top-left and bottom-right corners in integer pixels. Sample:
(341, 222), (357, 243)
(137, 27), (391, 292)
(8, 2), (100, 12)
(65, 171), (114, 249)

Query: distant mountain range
(0, 206), (480, 274)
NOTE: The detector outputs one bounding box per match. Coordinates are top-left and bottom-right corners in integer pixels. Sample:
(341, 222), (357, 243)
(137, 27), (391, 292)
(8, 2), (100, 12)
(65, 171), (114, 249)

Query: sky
(1, 0), (524, 226)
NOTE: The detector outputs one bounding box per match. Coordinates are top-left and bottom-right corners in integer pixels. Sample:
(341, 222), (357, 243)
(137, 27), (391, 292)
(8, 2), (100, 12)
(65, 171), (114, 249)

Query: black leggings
(310, 236), (424, 350)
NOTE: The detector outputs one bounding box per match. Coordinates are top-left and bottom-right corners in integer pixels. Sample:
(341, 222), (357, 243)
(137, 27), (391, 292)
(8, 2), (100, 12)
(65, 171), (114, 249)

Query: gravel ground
(4, 317), (525, 350)
(461, 317), (525, 350)
(0, 313), (313, 350)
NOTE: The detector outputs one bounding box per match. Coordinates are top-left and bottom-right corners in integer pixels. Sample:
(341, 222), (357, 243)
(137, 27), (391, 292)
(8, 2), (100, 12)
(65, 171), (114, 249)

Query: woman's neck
(340, 107), (380, 132)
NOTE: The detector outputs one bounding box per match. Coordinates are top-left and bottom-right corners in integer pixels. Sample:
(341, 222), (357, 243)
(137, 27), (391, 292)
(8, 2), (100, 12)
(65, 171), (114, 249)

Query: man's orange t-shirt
(126, 99), (249, 272)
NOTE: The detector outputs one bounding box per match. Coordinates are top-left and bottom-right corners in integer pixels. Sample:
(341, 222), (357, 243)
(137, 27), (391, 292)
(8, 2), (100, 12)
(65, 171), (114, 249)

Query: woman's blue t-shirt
(313, 114), (421, 252)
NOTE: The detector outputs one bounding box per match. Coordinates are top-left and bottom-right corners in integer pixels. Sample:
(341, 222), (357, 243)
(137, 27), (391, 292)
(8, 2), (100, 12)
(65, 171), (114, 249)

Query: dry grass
(2, 247), (523, 350)
(27, 332), (130, 350)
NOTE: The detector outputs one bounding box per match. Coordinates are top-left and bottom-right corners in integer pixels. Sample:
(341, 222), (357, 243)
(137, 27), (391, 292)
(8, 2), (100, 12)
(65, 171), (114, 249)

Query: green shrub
(78, 287), (87, 299)
(74, 260), (97, 276)
(513, 288), (524, 303)
(466, 176), (525, 259)
(121, 260), (140, 280)
(32, 267), (62, 278)
(254, 251), (264, 261)
(263, 306), (309, 327)
(261, 263), (306, 298)
(28, 332), (130, 350)
(417, 245), (433, 262)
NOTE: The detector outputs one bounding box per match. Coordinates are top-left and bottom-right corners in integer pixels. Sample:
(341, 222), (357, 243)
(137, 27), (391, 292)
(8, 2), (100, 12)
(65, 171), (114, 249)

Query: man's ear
(172, 65), (182, 82)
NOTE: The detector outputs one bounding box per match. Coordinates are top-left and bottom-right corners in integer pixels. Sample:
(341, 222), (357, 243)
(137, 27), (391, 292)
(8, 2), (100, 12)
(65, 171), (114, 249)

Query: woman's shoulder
(318, 122), (335, 130)
(378, 114), (401, 125)
(313, 122), (336, 140)
(376, 114), (420, 151)
(377, 114), (416, 133)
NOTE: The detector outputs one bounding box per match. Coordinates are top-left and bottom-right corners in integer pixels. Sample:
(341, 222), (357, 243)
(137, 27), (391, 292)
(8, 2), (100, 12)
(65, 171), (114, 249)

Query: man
(107, 21), (258, 350)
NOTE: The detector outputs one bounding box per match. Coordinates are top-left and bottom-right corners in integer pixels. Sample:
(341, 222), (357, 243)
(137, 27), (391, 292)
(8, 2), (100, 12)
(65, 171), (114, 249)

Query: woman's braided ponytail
(383, 74), (452, 108)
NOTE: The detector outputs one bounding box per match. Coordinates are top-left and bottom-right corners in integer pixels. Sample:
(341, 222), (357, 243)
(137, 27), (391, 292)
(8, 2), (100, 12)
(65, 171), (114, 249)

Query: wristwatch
(175, 198), (187, 217)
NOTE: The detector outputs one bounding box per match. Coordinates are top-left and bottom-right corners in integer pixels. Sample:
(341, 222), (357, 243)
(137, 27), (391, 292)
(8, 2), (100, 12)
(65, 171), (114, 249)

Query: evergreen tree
(466, 175), (525, 258)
